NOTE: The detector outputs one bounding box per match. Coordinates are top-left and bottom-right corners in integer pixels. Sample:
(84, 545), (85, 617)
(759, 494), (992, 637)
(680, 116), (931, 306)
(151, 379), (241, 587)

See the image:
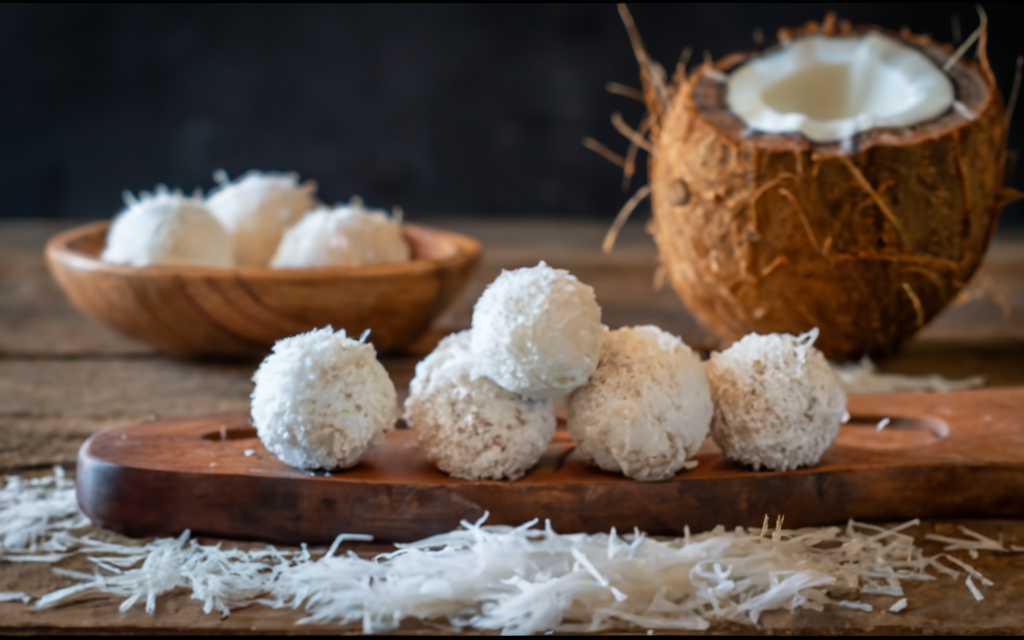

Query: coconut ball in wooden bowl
(45, 172), (482, 357)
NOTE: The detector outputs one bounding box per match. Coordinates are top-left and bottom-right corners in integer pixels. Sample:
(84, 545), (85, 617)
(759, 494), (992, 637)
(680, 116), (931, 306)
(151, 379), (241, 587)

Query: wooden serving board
(77, 387), (1024, 544)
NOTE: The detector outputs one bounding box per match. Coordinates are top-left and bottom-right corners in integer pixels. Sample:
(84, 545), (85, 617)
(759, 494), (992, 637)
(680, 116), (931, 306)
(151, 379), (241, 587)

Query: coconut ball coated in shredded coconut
(206, 169), (318, 267)
(251, 326), (399, 470)
(566, 326), (712, 481)
(471, 262), (606, 399)
(270, 199), (410, 268)
(705, 328), (847, 472)
(404, 331), (556, 481)
(101, 186), (233, 268)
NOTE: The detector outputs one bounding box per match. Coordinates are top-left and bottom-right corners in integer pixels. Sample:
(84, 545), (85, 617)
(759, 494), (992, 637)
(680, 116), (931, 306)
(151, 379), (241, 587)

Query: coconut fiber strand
(2, 469), (1019, 633)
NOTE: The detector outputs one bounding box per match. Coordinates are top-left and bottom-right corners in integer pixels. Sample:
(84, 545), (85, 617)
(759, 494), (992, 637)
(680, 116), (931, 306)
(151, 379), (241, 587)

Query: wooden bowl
(45, 221), (482, 357)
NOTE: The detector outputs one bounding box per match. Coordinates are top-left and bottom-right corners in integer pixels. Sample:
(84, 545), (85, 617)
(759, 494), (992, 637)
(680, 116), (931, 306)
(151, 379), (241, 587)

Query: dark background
(1, 3), (1021, 231)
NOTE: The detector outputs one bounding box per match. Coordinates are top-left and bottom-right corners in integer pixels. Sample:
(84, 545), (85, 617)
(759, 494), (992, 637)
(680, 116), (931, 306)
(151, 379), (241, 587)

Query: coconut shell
(641, 20), (1021, 360)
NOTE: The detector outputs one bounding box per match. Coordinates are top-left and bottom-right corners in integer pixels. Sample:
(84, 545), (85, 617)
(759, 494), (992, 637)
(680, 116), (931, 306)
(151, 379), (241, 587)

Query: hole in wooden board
(835, 415), (949, 451)
(202, 427), (258, 441)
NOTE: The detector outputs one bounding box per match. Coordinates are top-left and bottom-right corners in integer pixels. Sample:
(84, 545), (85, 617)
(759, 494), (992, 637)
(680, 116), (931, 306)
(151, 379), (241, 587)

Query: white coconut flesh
(726, 31), (954, 143)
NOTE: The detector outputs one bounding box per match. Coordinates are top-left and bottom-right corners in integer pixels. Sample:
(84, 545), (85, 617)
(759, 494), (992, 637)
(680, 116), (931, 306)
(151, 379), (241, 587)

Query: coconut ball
(206, 169), (318, 267)
(251, 326), (399, 470)
(705, 328), (847, 472)
(566, 326), (712, 481)
(270, 199), (410, 269)
(101, 186), (233, 268)
(470, 262), (605, 399)
(404, 330), (556, 481)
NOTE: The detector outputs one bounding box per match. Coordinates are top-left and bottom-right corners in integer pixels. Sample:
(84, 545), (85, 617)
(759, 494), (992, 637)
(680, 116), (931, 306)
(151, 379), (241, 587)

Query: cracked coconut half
(617, 9), (1020, 360)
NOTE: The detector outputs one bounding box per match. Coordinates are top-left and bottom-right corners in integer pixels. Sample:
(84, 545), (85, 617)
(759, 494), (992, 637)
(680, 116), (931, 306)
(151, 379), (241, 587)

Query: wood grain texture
(2, 221), (1024, 476)
(44, 221), (482, 356)
(76, 387), (1024, 544)
(3, 220), (1024, 634)
(0, 221), (155, 357)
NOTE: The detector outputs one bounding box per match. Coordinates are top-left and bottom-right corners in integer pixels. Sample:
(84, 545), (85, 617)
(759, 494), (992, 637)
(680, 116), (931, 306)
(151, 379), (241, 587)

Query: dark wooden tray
(77, 387), (1024, 544)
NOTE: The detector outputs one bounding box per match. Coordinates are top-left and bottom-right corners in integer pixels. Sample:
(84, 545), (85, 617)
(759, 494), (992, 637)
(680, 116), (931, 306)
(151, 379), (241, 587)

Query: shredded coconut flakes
(832, 357), (984, 394)
(1, 470), (1015, 631)
(965, 576), (984, 601)
(0, 592), (31, 603)
(0, 467), (89, 553)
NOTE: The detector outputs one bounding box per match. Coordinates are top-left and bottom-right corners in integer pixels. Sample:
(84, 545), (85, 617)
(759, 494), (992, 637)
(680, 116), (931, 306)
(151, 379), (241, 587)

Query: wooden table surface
(2, 218), (1024, 635)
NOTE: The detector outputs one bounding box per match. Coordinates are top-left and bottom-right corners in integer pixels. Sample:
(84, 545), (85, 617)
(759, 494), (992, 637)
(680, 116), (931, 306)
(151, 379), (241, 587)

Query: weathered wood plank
(0, 222), (155, 357)
(2, 219), (1024, 473)
(2, 220), (1024, 634)
(0, 359), (253, 470)
(70, 389), (1024, 545)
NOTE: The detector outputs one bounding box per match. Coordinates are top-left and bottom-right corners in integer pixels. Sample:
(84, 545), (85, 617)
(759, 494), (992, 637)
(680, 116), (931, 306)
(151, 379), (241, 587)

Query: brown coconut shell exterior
(642, 21), (1020, 360)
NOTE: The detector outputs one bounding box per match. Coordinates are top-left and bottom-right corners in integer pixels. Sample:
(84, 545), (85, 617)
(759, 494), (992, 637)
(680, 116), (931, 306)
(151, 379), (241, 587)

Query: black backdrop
(2, 3), (1021, 230)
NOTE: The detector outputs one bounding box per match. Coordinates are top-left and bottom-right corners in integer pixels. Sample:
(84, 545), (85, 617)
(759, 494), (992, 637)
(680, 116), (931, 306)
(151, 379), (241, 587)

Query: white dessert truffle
(567, 326), (712, 481)
(404, 331), (556, 481)
(470, 262), (605, 399)
(705, 328), (847, 472)
(251, 326), (399, 470)
(270, 199), (410, 269)
(101, 186), (233, 268)
(206, 169), (317, 267)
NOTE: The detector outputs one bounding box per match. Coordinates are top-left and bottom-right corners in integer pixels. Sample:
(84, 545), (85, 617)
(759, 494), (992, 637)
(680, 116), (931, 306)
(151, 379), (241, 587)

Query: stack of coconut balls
(250, 262), (848, 482)
(100, 170), (410, 270)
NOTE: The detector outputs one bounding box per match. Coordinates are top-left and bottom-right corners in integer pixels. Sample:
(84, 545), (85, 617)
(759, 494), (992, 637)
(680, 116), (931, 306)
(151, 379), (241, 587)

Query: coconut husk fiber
(622, 9), (1022, 361)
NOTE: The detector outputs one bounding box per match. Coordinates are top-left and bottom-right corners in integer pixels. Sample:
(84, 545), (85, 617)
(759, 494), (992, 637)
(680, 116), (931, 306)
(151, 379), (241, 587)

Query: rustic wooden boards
(77, 387), (1024, 544)
(4, 219), (1024, 635)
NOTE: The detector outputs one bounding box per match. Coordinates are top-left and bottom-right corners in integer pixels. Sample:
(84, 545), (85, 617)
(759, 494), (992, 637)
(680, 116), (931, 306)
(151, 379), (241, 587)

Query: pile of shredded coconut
(832, 357), (985, 394)
(2, 470), (1016, 633)
(0, 467), (88, 553)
